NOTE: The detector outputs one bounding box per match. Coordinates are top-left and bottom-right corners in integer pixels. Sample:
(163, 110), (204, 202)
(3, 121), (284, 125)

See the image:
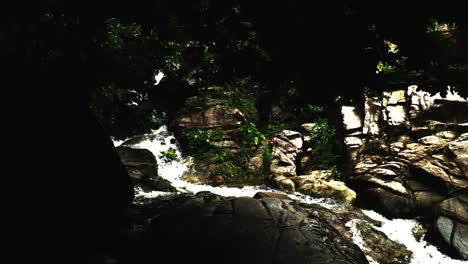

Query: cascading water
(113, 125), (336, 207)
(113, 124), (465, 264)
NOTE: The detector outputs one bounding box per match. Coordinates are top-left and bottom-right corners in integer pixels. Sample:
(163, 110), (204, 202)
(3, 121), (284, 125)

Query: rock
(40, 105), (135, 262)
(269, 131), (302, 180)
(300, 123), (316, 144)
(448, 133), (468, 177)
(270, 155), (297, 178)
(116, 146), (176, 192)
(383, 90), (406, 105)
(361, 188), (417, 218)
(253, 192), (292, 200)
(390, 142), (405, 152)
(437, 194), (468, 223)
(344, 136), (363, 149)
(342, 85), (468, 257)
(341, 106), (362, 131)
(209, 139), (241, 152)
(363, 97), (382, 135)
(295, 175), (357, 203)
(299, 153), (315, 175)
(350, 221), (413, 264)
(281, 130), (303, 149)
(408, 85), (435, 119)
(412, 158), (468, 189)
(435, 216), (468, 260)
(419, 99), (468, 123)
(116, 146), (157, 167)
(384, 105), (407, 126)
(266, 130), (303, 188)
(177, 105), (246, 129)
(274, 176), (296, 193)
(146, 196), (370, 264)
(211, 175), (225, 185)
(413, 191), (445, 208)
(248, 139), (268, 170)
(418, 135), (446, 145)
(271, 104), (293, 121)
(435, 130), (458, 139)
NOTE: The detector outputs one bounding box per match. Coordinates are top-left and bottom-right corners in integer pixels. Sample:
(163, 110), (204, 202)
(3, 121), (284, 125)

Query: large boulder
(342, 85), (468, 259)
(294, 172), (357, 202)
(129, 191), (417, 264)
(117, 146), (176, 192)
(145, 195), (370, 264)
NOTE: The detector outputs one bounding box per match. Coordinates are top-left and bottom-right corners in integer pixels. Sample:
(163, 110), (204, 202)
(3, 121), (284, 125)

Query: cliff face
(341, 86), (468, 259)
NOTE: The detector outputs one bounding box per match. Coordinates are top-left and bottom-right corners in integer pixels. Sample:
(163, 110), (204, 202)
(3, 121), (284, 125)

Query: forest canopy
(4, 1), (468, 137)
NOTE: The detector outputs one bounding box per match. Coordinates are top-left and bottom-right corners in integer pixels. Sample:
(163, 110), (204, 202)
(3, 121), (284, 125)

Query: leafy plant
(181, 127), (225, 153)
(238, 122), (265, 151)
(309, 119), (342, 178)
(263, 121), (293, 136)
(159, 150), (179, 164)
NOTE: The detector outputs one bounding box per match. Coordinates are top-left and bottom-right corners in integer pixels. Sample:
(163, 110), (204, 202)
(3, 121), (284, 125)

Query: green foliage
(376, 61), (397, 73)
(159, 150), (179, 164)
(181, 128), (225, 153)
(104, 18), (144, 50)
(261, 143), (273, 175)
(200, 82), (259, 122)
(263, 121), (293, 136)
(181, 120), (267, 184)
(309, 119), (342, 178)
(238, 122), (265, 151)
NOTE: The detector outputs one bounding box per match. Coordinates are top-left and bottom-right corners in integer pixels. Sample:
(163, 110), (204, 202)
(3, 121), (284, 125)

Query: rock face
(177, 104), (246, 129)
(144, 193), (373, 264)
(116, 146), (176, 192)
(342, 85), (468, 259)
(264, 130), (357, 202)
(270, 130), (303, 180)
(174, 103), (248, 181)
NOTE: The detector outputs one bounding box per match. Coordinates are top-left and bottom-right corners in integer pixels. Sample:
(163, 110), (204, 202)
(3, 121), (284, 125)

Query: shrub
(159, 149), (179, 164)
(309, 118), (342, 179)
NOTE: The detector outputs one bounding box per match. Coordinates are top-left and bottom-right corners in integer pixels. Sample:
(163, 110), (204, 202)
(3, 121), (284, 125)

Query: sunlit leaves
(104, 18), (143, 49)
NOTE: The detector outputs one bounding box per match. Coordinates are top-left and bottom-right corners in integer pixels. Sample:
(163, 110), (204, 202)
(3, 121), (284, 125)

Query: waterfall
(113, 125), (465, 264)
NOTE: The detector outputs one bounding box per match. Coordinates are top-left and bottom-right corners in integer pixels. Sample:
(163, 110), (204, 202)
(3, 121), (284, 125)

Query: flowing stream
(113, 125), (465, 264)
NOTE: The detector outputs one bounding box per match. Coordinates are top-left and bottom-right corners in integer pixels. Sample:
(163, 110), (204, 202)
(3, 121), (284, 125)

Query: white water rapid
(113, 125), (465, 264)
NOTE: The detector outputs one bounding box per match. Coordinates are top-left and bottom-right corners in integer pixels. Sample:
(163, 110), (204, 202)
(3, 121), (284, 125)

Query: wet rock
(253, 192), (292, 200)
(342, 85), (468, 257)
(361, 188), (417, 218)
(295, 174), (357, 203)
(146, 196), (370, 264)
(435, 216), (468, 260)
(273, 176), (295, 193)
(117, 146), (176, 192)
(351, 221), (413, 264)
